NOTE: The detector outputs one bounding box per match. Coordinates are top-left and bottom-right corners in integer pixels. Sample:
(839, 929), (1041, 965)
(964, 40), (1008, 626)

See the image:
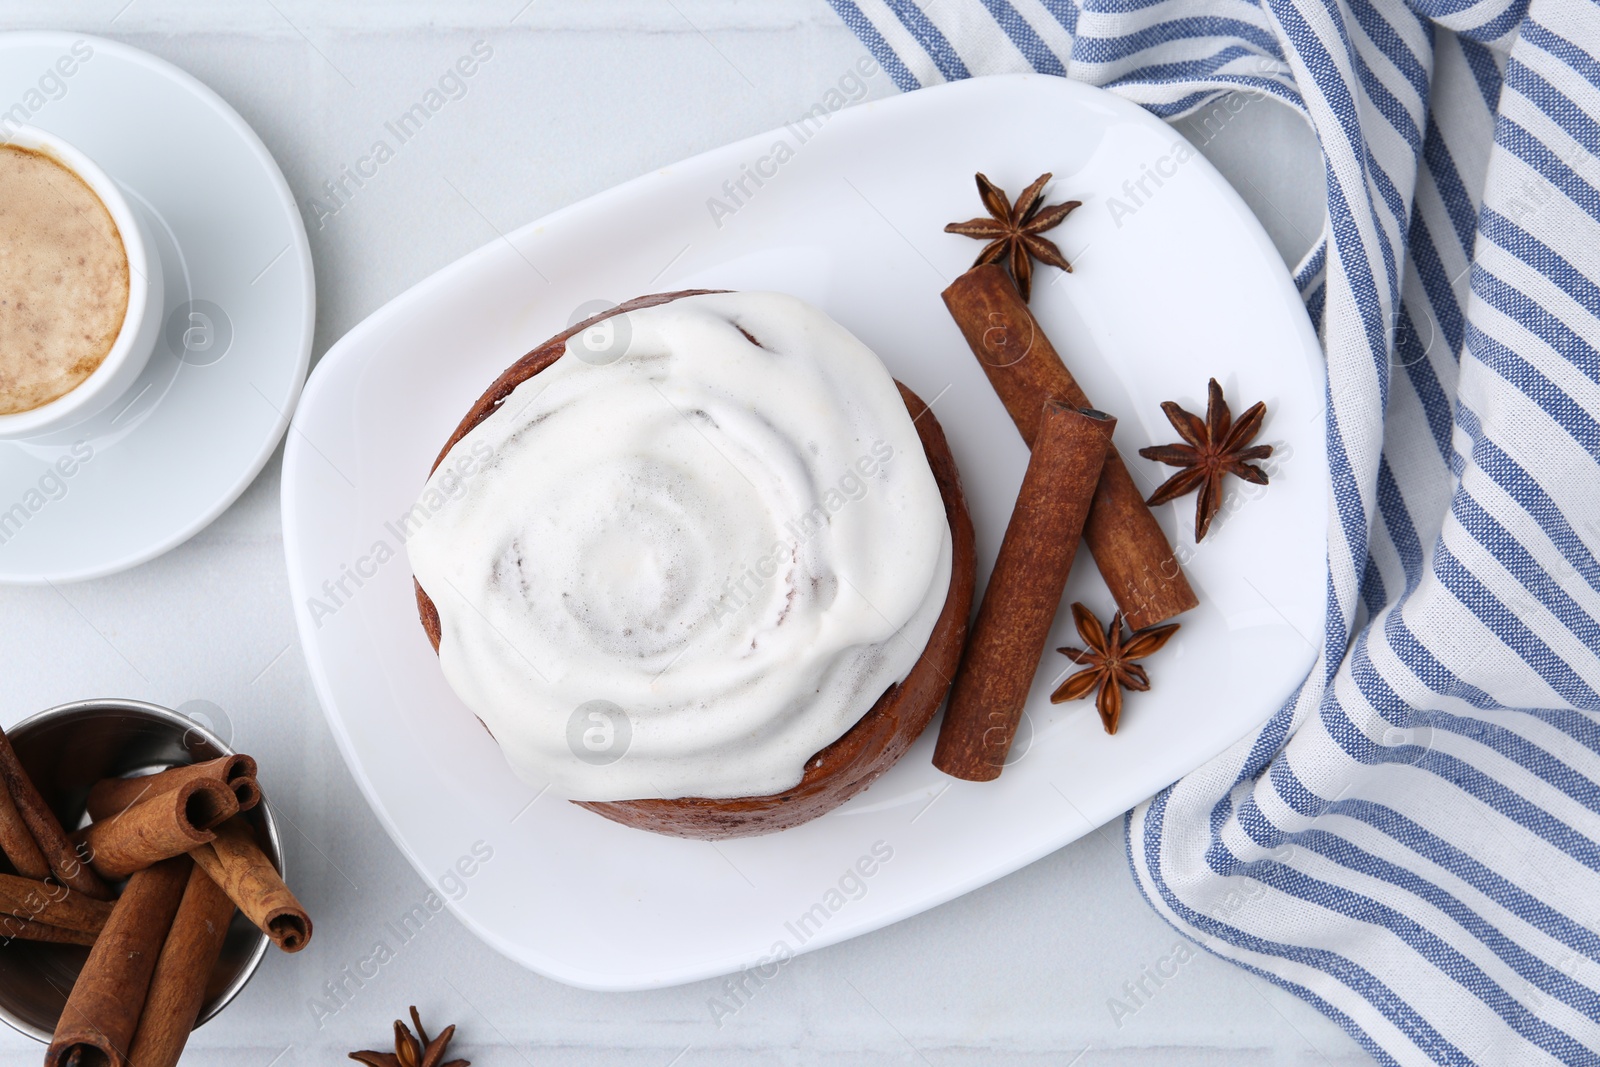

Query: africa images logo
(566, 700), (632, 766)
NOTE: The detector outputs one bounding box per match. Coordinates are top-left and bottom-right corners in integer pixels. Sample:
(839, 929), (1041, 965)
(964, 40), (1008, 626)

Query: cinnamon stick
(0, 774), (50, 880)
(191, 819), (311, 952)
(0, 727), (110, 900)
(0, 873), (112, 934)
(126, 865), (236, 1067)
(0, 916), (98, 946)
(86, 754), (260, 821)
(941, 264), (1199, 629)
(45, 856), (190, 1067)
(78, 779), (236, 880)
(231, 776), (263, 812)
(0, 919), (100, 945)
(934, 402), (1115, 780)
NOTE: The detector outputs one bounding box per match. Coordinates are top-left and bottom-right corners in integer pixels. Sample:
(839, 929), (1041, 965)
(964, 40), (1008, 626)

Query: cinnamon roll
(409, 291), (974, 838)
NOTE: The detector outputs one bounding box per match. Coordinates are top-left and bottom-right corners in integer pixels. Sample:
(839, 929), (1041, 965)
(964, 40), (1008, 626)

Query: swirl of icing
(408, 292), (952, 801)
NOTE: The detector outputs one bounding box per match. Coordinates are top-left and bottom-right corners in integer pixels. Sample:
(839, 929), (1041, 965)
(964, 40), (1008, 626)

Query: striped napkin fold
(826, 0), (1600, 1063)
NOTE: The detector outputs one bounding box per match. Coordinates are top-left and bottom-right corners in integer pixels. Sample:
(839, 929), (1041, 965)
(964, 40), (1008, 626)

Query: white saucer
(284, 74), (1326, 990)
(0, 32), (313, 583)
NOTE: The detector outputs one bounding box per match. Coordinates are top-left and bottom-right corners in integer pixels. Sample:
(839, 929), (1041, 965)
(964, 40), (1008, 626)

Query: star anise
(944, 172), (1080, 301)
(350, 1006), (469, 1067)
(1051, 603), (1180, 735)
(1138, 378), (1273, 542)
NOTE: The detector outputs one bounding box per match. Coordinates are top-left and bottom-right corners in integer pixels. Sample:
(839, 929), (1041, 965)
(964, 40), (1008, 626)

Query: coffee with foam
(0, 144), (130, 416)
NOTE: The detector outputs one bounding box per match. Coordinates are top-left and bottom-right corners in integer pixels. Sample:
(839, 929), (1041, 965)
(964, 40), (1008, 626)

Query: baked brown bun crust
(416, 291), (976, 839)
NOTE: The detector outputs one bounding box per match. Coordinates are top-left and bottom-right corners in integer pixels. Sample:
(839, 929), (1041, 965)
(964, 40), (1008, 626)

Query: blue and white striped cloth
(825, 0), (1600, 1062)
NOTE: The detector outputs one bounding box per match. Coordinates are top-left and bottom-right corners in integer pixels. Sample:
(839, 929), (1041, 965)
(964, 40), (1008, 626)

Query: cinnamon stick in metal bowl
(191, 818), (311, 953)
(76, 778), (237, 880)
(0, 729), (108, 900)
(43, 856), (190, 1067)
(125, 864), (238, 1067)
(0, 774), (50, 882)
(0, 874), (112, 936)
(86, 753), (261, 818)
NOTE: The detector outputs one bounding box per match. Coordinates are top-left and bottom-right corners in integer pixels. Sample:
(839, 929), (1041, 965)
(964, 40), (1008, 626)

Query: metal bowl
(0, 699), (279, 1043)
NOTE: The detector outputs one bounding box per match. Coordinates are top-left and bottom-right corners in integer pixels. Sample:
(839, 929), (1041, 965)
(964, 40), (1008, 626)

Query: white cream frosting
(407, 292), (952, 801)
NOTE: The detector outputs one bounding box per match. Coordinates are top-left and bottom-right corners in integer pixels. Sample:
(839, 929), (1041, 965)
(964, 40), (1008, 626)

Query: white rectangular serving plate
(283, 74), (1327, 990)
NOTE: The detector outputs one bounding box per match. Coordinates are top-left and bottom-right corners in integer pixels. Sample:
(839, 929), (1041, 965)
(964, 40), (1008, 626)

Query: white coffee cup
(0, 125), (164, 440)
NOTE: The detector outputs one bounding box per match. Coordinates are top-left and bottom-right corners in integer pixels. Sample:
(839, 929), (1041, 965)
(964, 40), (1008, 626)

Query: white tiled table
(0, 2), (1360, 1063)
